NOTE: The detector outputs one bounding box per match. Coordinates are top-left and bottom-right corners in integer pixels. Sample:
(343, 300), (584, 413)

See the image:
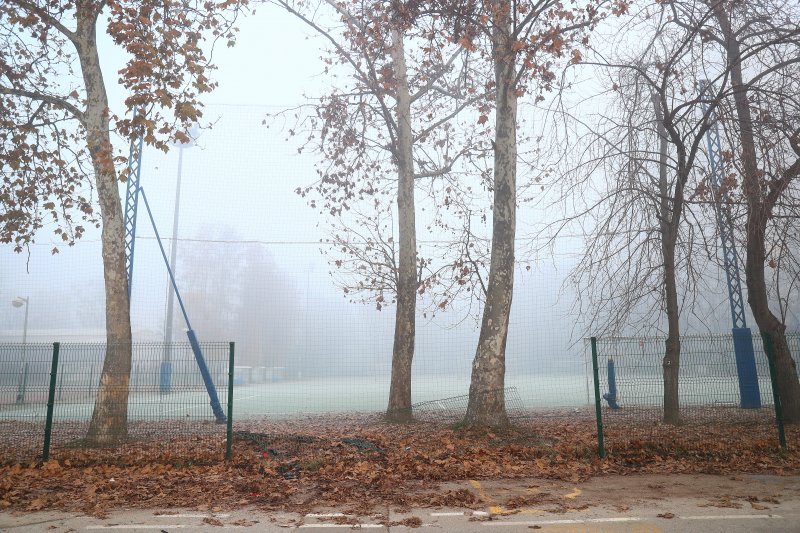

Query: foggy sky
(3, 5), (797, 384)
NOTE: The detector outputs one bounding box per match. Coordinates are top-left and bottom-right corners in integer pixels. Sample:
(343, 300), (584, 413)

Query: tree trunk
(747, 222), (800, 422)
(464, 10), (516, 428)
(386, 26), (417, 423)
(653, 92), (681, 425)
(709, 1), (800, 423)
(76, 7), (133, 445)
(765, 329), (800, 423)
(662, 242), (681, 425)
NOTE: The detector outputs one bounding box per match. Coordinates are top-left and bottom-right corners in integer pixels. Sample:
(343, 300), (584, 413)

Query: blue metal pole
(139, 188), (226, 422)
(603, 358), (620, 410)
(733, 328), (761, 408)
(123, 107), (145, 302)
(699, 80), (761, 408)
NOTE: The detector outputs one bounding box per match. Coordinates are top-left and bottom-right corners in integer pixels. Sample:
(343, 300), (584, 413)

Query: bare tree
(432, 0), (607, 427)
(549, 1), (738, 423)
(554, 0), (800, 423)
(703, 0), (800, 422)
(273, 0), (483, 421)
(0, 0), (245, 444)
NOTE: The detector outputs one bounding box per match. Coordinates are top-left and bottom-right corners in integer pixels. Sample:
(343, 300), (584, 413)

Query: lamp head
(188, 123), (200, 142)
(174, 123), (199, 148)
(12, 297), (26, 308)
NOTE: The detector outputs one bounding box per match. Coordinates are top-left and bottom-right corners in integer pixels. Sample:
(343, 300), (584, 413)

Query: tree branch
(0, 86), (85, 123)
(7, 0), (77, 43)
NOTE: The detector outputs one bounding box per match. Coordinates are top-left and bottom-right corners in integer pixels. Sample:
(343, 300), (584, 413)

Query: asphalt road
(2, 474), (799, 532)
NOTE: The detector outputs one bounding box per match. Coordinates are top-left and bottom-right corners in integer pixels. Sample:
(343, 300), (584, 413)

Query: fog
(3, 7), (796, 412)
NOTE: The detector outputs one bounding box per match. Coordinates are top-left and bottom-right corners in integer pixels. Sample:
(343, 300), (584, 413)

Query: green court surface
(0, 373), (774, 423)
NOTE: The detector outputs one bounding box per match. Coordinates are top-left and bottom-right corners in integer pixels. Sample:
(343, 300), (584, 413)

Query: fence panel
(0, 342), (233, 463)
(0, 343), (57, 462)
(3, 333), (794, 463)
(592, 333), (799, 454)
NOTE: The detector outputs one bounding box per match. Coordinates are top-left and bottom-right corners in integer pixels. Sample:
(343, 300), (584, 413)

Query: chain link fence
(591, 332), (798, 455)
(0, 342), (233, 463)
(1, 332), (796, 464)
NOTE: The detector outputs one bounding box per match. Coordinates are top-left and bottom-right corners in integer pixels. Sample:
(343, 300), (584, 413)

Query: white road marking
(483, 517), (643, 526)
(431, 511), (489, 517)
(87, 526), (188, 530)
(483, 514), (784, 528)
(298, 524), (384, 529)
(305, 513), (351, 518)
(680, 514), (783, 520)
(153, 513), (230, 518)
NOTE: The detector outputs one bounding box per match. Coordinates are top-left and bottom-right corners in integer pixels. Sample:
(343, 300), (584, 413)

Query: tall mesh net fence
(593, 334), (799, 452)
(0, 343), (231, 463)
(2, 104), (798, 461)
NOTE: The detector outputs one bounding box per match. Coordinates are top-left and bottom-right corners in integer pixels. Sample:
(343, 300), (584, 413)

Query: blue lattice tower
(699, 80), (761, 408)
(123, 107), (145, 299)
(122, 114), (226, 422)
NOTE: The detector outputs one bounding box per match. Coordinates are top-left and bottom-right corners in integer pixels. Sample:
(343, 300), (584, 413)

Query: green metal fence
(590, 332), (798, 455)
(0, 342), (235, 463)
(2, 333), (796, 463)
(0, 342), (57, 461)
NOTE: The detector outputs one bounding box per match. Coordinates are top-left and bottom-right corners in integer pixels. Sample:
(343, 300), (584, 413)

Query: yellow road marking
(470, 480), (508, 515)
(469, 480), (495, 506)
(517, 508), (545, 515)
(470, 480), (547, 516)
(470, 480), (492, 503)
(564, 488), (582, 499)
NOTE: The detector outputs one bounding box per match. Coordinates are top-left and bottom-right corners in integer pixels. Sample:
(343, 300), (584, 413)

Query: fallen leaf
(27, 499), (45, 511)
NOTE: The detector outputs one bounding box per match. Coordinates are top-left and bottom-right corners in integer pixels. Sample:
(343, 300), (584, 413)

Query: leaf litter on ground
(1, 414), (798, 518)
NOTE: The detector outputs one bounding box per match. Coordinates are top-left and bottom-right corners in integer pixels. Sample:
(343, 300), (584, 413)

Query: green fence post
(57, 364), (64, 402)
(42, 342), (60, 462)
(761, 332), (787, 450)
(225, 342), (235, 460)
(591, 337), (606, 458)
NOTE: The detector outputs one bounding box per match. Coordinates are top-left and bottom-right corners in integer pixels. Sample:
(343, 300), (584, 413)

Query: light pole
(12, 296), (29, 404)
(161, 124), (199, 394)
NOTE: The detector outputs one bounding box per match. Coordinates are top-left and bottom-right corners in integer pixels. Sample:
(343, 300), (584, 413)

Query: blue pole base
(159, 361), (173, 395)
(187, 329), (227, 423)
(602, 392), (620, 409)
(733, 327), (762, 409)
(603, 359), (620, 409)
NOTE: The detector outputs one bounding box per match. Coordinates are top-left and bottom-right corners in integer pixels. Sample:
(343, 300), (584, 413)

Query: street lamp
(11, 296), (29, 404)
(161, 124), (199, 394)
